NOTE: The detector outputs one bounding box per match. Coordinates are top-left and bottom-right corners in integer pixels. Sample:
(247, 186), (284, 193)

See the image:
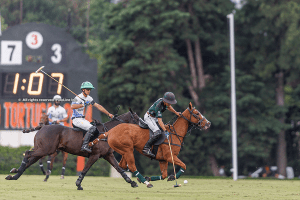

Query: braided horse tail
(88, 132), (109, 147)
(22, 112), (49, 133)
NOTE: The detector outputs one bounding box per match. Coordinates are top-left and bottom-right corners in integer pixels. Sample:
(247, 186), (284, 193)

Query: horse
(21, 112), (69, 181)
(97, 102), (211, 188)
(6, 110), (140, 190)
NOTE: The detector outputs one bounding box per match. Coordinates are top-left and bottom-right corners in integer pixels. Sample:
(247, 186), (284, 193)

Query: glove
(83, 101), (90, 107)
(164, 130), (169, 138)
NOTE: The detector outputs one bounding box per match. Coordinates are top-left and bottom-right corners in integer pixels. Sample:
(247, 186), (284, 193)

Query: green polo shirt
(148, 98), (168, 118)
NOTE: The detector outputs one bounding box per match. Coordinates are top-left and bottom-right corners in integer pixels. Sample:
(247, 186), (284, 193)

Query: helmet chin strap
(82, 89), (88, 97)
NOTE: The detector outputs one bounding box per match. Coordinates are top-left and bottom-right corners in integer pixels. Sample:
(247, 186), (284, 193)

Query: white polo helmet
(53, 95), (62, 101)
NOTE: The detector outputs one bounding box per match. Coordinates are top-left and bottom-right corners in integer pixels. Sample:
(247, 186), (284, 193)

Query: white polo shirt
(71, 93), (94, 118)
(47, 105), (68, 125)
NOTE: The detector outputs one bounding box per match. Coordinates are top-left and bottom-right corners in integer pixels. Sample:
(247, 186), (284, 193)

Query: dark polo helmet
(163, 92), (177, 104)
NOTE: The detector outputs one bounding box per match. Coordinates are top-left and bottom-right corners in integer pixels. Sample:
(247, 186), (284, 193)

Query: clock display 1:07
(2, 72), (65, 98)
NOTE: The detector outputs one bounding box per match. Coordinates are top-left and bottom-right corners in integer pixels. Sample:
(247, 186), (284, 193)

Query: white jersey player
(71, 81), (113, 153)
(47, 95), (68, 126)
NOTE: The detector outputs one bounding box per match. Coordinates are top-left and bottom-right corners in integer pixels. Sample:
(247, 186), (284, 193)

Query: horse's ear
(129, 107), (133, 113)
(189, 102), (193, 109)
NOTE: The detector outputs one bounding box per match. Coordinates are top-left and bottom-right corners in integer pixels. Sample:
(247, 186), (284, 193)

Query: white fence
(0, 130), (36, 147)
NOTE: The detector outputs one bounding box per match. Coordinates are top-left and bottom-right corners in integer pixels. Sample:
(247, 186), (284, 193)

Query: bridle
(181, 107), (209, 131)
(164, 107), (210, 148)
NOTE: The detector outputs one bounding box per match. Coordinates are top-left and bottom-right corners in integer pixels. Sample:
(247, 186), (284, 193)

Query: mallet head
(35, 66), (45, 74)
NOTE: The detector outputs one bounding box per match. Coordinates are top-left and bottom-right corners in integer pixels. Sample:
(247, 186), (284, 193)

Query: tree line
(1, 0), (300, 177)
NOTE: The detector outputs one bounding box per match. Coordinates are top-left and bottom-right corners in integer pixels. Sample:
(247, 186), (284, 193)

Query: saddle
(72, 124), (100, 142)
(138, 118), (167, 157)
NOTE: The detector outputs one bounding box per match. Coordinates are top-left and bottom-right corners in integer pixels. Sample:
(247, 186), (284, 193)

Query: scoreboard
(0, 22), (100, 131)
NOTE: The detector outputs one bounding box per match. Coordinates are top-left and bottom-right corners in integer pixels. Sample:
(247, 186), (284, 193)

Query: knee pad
(153, 130), (161, 137)
(88, 126), (97, 135)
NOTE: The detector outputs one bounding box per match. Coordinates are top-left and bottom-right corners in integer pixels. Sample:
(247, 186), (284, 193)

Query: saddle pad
(72, 124), (100, 142)
(138, 118), (149, 129)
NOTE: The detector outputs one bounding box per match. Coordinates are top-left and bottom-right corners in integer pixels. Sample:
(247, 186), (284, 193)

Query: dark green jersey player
(142, 92), (181, 158)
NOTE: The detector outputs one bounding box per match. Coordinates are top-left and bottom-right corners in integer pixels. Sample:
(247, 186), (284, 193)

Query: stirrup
(142, 148), (155, 158)
(81, 145), (92, 153)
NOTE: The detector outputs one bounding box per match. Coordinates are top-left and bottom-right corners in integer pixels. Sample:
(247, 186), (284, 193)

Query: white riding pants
(144, 113), (160, 132)
(72, 118), (93, 131)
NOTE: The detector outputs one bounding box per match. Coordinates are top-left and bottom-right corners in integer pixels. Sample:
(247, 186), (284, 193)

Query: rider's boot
(81, 126), (96, 153)
(142, 130), (161, 158)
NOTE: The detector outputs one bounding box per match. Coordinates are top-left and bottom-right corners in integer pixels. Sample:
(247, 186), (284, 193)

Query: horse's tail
(22, 126), (42, 133)
(88, 132), (109, 147)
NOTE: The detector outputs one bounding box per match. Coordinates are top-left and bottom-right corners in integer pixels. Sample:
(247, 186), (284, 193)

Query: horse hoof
(137, 176), (150, 183)
(60, 175), (64, 179)
(10, 168), (18, 173)
(5, 175), (13, 180)
(147, 183), (153, 188)
(77, 186), (83, 190)
(167, 175), (175, 181)
(131, 181), (138, 188)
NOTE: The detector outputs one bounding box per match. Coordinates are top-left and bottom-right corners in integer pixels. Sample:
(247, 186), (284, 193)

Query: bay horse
(21, 112), (69, 181)
(98, 103), (211, 188)
(6, 110), (140, 190)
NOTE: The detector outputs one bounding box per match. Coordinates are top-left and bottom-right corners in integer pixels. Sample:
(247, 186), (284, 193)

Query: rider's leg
(142, 131), (161, 158)
(81, 126), (96, 153)
(142, 112), (162, 158)
(72, 118), (95, 153)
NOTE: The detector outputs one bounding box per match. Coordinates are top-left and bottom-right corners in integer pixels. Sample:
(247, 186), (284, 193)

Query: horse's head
(181, 102), (211, 130)
(128, 107), (140, 124)
(39, 112), (49, 126)
(113, 108), (140, 124)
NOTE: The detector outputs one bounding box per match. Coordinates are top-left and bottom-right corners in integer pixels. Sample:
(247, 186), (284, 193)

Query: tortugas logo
(1, 102), (93, 130)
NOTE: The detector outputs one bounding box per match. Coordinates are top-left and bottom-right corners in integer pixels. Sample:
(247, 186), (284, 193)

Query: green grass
(1, 175), (300, 200)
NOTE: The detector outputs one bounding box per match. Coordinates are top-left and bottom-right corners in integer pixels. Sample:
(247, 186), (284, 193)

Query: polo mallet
(35, 66), (84, 101)
(167, 136), (181, 188)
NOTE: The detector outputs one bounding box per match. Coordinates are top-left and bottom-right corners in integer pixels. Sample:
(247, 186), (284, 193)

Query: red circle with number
(26, 31), (43, 49)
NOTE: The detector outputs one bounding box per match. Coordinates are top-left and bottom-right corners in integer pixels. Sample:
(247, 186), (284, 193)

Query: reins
(163, 107), (208, 148)
(90, 111), (140, 146)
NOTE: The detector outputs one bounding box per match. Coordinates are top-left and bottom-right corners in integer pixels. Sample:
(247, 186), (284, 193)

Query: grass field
(1, 175), (300, 200)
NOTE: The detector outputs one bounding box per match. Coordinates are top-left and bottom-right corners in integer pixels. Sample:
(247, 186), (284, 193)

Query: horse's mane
(93, 111), (139, 126)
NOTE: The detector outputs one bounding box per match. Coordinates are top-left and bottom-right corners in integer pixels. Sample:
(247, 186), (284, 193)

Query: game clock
(2, 72), (66, 98)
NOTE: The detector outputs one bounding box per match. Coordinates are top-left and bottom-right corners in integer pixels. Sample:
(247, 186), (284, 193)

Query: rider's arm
(157, 118), (167, 132)
(167, 105), (181, 116)
(93, 103), (114, 118)
(58, 116), (68, 123)
(47, 108), (53, 122)
(71, 103), (84, 109)
(57, 108), (69, 123)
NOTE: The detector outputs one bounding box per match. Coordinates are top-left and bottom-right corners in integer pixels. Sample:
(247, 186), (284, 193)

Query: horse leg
(103, 153), (137, 188)
(60, 152), (68, 179)
(145, 160), (168, 182)
(75, 155), (98, 190)
(119, 156), (128, 170)
(167, 156), (186, 181)
(6, 150), (43, 180)
(44, 151), (58, 182)
(39, 157), (46, 175)
(122, 151), (153, 188)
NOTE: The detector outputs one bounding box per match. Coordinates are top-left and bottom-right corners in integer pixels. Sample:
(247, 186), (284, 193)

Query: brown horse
(6, 110), (140, 190)
(21, 112), (69, 181)
(99, 103), (211, 188)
